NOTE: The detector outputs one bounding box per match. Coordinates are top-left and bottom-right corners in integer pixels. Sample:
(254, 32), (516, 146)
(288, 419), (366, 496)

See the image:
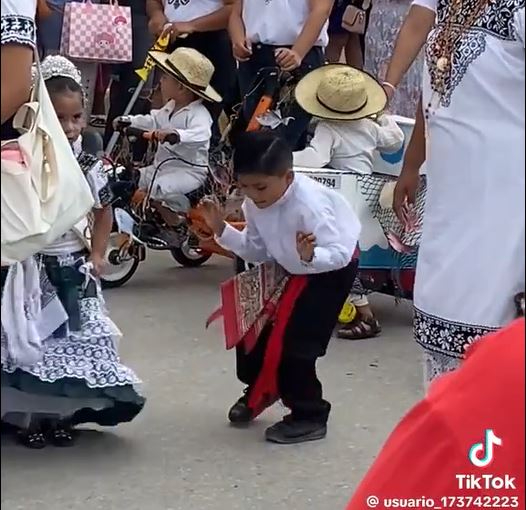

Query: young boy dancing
(201, 131), (361, 444)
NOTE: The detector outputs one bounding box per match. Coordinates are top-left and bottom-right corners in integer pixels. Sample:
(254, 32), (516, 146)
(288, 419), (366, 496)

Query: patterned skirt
(1, 252), (145, 427)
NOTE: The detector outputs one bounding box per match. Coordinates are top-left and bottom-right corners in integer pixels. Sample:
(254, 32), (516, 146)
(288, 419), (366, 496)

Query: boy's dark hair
(233, 131), (293, 177)
(45, 76), (84, 102)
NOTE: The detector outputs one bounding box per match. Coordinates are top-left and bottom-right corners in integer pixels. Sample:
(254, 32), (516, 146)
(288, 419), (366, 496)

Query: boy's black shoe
(228, 395), (253, 424)
(265, 416), (327, 444)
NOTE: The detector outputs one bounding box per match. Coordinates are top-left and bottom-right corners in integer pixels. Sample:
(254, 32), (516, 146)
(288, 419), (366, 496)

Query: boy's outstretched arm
(293, 123), (335, 168)
(201, 200), (270, 263)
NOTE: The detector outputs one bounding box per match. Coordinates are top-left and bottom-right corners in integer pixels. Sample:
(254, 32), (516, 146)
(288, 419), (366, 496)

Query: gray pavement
(1, 253), (422, 510)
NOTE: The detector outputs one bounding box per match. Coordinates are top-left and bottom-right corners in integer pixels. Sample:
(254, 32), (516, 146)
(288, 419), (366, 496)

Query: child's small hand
(89, 252), (106, 277)
(199, 197), (226, 236)
(275, 48), (302, 71)
(154, 130), (180, 144)
(113, 116), (131, 130)
(296, 231), (316, 263)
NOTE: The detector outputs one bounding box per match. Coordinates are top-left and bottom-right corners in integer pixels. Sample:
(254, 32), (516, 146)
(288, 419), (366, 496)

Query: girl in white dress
(394, 0), (525, 383)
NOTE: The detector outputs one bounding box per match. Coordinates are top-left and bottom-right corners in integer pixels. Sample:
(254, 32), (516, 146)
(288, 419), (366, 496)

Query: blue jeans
(238, 44), (325, 150)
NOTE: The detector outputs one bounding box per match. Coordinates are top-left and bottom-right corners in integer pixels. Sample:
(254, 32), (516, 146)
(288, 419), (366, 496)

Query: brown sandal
(337, 316), (382, 340)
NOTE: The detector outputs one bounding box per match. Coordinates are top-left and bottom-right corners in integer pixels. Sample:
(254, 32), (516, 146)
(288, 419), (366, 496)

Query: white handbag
(1, 54), (94, 264)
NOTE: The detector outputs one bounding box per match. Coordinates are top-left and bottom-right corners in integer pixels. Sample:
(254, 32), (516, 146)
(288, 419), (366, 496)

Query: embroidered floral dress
(1, 142), (145, 427)
(414, 1), (525, 382)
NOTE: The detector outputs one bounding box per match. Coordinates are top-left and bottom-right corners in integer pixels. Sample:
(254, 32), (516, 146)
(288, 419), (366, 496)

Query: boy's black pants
(236, 260), (358, 424)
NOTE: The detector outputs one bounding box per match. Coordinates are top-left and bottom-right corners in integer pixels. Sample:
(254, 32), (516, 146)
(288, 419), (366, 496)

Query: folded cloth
(207, 262), (289, 351)
(1, 258), (42, 366)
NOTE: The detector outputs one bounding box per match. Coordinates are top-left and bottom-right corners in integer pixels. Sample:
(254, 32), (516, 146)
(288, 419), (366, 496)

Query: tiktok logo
(469, 429), (502, 467)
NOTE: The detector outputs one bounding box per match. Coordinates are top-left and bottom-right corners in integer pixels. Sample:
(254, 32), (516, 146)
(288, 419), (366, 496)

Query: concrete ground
(1, 254), (421, 510)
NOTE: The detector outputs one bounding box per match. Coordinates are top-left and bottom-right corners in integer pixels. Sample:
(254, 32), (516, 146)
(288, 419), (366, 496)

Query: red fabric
(247, 276), (307, 418)
(347, 319), (525, 509)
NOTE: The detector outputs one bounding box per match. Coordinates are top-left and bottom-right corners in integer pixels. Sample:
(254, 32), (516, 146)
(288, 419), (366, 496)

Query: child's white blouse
(293, 115), (404, 175)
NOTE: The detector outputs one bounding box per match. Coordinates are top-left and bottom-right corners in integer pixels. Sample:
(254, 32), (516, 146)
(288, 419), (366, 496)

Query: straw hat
(295, 64), (387, 121)
(149, 47), (222, 103)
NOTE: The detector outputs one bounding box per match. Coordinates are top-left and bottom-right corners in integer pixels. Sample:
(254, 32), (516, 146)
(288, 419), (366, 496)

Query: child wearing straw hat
(294, 64), (404, 340)
(115, 47), (221, 206)
(293, 64), (403, 173)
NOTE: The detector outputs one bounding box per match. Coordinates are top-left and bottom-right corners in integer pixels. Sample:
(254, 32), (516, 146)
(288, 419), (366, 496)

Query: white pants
(139, 165), (206, 199)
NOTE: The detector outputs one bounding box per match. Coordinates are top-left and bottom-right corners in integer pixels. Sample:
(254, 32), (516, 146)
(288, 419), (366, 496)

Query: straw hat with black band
(294, 64), (387, 121)
(149, 47), (222, 103)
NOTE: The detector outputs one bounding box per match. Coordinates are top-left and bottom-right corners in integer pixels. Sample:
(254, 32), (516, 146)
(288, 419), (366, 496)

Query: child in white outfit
(117, 47), (222, 206)
(293, 67), (403, 172)
(293, 64), (404, 340)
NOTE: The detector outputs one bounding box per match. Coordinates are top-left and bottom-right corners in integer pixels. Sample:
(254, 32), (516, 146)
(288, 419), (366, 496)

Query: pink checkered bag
(60, 0), (132, 64)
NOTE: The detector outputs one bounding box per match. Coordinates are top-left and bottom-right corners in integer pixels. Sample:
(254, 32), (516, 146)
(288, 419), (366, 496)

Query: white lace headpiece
(39, 55), (83, 85)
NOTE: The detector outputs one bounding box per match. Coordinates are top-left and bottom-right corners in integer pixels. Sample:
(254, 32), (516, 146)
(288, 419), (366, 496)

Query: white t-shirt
(242, 0), (329, 47)
(164, 0), (224, 23)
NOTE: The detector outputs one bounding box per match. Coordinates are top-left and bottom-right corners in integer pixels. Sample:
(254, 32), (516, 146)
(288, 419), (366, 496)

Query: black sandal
(18, 429), (47, 449)
(337, 316), (382, 340)
(50, 422), (75, 447)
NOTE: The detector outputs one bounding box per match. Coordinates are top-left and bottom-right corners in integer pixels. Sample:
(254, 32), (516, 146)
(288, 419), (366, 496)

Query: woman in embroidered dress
(364, 0), (424, 117)
(1, 56), (145, 448)
(394, 0), (525, 384)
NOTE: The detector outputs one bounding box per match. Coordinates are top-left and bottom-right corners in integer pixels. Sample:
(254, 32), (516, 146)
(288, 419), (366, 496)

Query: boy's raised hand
(199, 197), (226, 236)
(296, 231), (316, 263)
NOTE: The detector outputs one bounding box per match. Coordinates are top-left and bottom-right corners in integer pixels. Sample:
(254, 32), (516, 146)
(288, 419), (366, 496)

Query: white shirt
(217, 174), (361, 274)
(129, 99), (212, 183)
(164, 0), (224, 22)
(242, 0), (329, 47)
(411, 0), (436, 12)
(293, 115), (404, 174)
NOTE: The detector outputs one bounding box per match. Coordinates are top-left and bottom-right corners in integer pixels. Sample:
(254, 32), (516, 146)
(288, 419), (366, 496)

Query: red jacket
(347, 319), (525, 509)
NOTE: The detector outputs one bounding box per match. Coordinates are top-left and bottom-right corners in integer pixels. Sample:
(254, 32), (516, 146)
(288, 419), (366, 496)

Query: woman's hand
(232, 36), (252, 62)
(148, 11), (169, 37)
(296, 232), (316, 263)
(199, 198), (226, 236)
(275, 48), (302, 71)
(393, 166), (419, 227)
(167, 21), (196, 39)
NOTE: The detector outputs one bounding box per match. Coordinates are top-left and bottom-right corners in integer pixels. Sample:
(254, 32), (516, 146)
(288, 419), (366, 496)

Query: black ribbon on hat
(316, 92), (368, 114)
(164, 59), (207, 92)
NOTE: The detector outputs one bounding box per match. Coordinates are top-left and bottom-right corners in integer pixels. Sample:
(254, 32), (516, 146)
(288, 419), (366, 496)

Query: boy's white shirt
(293, 115), (404, 174)
(242, 0), (329, 47)
(217, 174), (361, 275)
(129, 99), (212, 184)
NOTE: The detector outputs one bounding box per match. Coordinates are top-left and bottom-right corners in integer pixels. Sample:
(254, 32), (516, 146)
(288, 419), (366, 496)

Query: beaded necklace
(424, 0), (490, 120)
